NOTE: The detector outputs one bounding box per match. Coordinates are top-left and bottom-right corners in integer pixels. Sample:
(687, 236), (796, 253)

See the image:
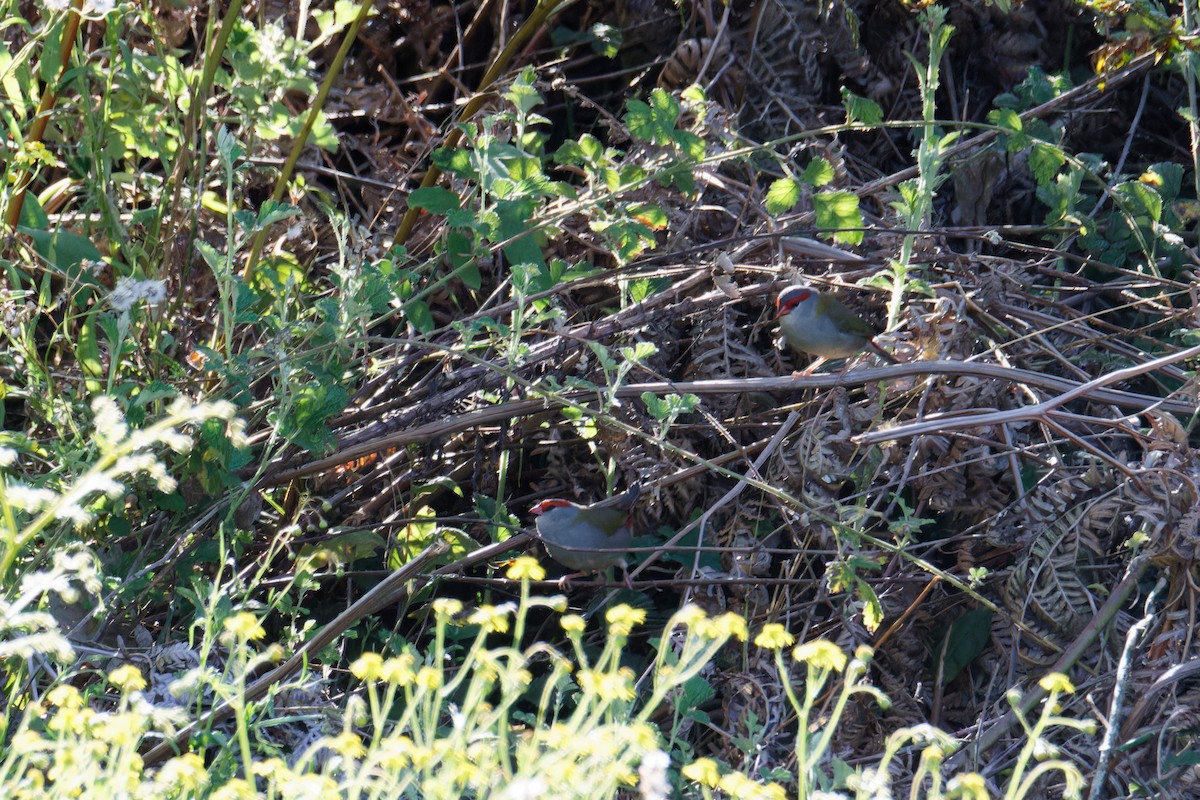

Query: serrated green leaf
(1114, 180), (1162, 222)
(504, 74), (543, 115)
(628, 203), (667, 229)
(987, 107), (1029, 152)
(255, 200), (301, 230)
(765, 177), (801, 214)
(813, 190), (863, 244)
(641, 392), (668, 419)
(842, 88), (883, 125)
(1029, 142), (1065, 185)
(622, 342), (658, 363)
(409, 187), (462, 215)
(801, 157), (835, 187)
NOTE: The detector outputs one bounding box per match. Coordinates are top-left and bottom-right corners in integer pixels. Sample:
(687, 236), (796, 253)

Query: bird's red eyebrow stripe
(776, 292), (808, 317)
(530, 499), (571, 514)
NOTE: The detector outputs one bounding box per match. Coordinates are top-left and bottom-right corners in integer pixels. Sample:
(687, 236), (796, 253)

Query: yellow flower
(561, 614), (586, 634)
(506, 556), (545, 581)
(381, 653), (417, 686)
(631, 722), (660, 750)
(432, 598), (464, 618)
(377, 735), (414, 770)
(719, 772), (786, 799)
(288, 774), (339, 800)
(691, 617), (719, 640)
(95, 711), (149, 747)
(468, 603), (515, 633)
(947, 772), (989, 799)
(329, 731), (367, 759)
(351, 653), (384, 681)
(577, 667), (636, 702)
(754, 624), (795, 650)
(792, 640), (848, 672)
(108, 664), (146, 692)
(1039, 673), (1075, 694)
(211, 778), (256, 800)
(416, 666), (443, 690)
(156, 758), (210, 796)
(671, 605), (707, 627)
(11, 729), (47, 756)
(47, 685), (82, 709)
(222, 612), (265, 641)
(713, 613), (749, 641)
(606, 605), (646, 636)
(682, 758), (721, 787)
(249, 758), (292, 782)
(23, 767), (45, 790)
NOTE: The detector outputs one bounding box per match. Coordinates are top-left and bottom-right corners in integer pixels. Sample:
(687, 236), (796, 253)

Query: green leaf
(588, 22), (622, 58)
(932, 608), (994, 685)
(625, 89), (682, 145)
(641, 392), (668, 419)
(1113, 180), (1163, 223)
(272, 382), (350, 455)
(504, 69), (543, 115)
(447, 231), (482, 290)
(20, 226), (103, 276)
(641, 392), (700, 421)
(987, 107), (1029, 152)
(255, 199), (301, 230)
(650, 520), (720, 570)
(409, 187), (462, 215)
(800, 157), (835, 187)
(622, 342), (658, 363)
(1028, 142), (1065, 186)
(679, 675), (716, 711)
(628, 202), (667, 230)
(628, 278), (653, 303)
(77, 314), (104, 382)
(390, 505), (441, 565)
(433, 147), (476, 179)
(299, 530), (386, 570)
(1145, 162), (1184, 201)
(150, 490), (187, 513)
(813, 190), (864, 244)
(404, 299), (435, 334)
(506, 154), (543, 182)
(499, 219), (545, 275)
(673, 129), (706, 161)
(857, 577), (883, 633)
(842, 88), (883, 125)
(765, 178), (801, 214)
(16, 193), (50, 229)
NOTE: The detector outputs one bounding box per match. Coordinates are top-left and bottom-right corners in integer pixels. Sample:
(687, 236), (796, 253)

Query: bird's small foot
(556, 571), (605, 590)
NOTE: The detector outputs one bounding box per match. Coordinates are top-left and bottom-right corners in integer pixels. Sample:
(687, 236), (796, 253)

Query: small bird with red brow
(775, 284), (898, 374)
(530, 484), (640, 576)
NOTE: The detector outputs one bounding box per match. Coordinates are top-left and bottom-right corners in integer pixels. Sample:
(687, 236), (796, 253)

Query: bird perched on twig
(775, 284), (898, 374)
(530, 485), (640, 579)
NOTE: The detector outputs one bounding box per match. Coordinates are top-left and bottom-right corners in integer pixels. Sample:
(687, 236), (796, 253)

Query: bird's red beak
(530, 499), (570, 516)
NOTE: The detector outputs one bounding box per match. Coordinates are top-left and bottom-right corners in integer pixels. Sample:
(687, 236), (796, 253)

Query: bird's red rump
(530, 499), (572, 515)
